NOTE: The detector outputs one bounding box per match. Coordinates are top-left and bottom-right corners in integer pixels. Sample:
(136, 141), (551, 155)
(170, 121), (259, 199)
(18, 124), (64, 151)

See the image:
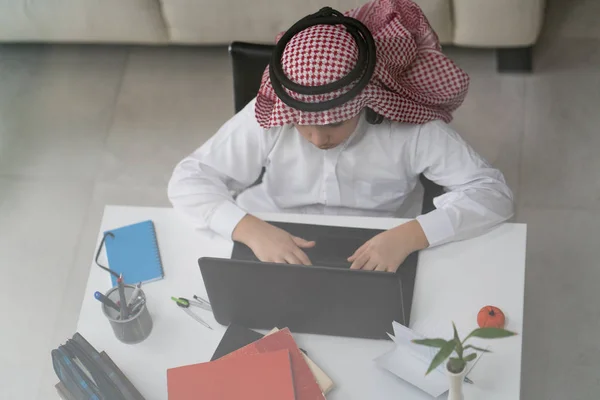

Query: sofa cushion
(453, 0), (546, 46)
(0, 0), (167, 43)
(160, 0), (452, 44)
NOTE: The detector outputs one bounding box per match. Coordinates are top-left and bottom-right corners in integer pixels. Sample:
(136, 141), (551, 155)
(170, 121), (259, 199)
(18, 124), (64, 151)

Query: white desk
(77, 206), (526, 400)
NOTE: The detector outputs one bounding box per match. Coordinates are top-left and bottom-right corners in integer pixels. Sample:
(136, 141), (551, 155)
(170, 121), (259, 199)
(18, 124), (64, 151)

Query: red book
(220, 328), (325, 400)
(167, 349), (295, 400)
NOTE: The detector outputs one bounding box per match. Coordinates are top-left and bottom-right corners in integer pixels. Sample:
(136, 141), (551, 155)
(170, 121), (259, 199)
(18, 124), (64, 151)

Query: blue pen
(94, 291), (120, 312)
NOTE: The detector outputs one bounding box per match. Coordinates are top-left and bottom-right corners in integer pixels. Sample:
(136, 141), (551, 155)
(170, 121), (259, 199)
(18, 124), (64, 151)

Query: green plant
(412, 322), (517, 375)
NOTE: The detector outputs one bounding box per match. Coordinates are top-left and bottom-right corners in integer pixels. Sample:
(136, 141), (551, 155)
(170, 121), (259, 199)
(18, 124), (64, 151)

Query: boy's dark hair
(366, 108), (384, 125)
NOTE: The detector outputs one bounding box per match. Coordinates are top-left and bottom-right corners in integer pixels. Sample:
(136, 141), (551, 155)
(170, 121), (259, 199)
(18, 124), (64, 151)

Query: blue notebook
(104, 220), (164, 287)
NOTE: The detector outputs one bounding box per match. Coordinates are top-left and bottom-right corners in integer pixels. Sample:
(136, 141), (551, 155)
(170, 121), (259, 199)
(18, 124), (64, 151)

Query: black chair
(228, 41), (444, 215)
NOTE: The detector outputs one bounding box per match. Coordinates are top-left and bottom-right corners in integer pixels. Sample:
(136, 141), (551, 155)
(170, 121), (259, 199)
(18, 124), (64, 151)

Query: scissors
(171, 296), (213, 330)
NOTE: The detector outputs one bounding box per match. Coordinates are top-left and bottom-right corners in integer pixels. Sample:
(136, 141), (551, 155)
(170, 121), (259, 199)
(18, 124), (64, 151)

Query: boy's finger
(362, 259), (378, 271)
(293, 249), (312, 266)
(293, 236), (316, 248)
(284, 253), (304, 266)
(348, 249), (361, 262)
(350, 252), (369, 270)
(348, 242), (368, 261)
(375, 264), (387, 272)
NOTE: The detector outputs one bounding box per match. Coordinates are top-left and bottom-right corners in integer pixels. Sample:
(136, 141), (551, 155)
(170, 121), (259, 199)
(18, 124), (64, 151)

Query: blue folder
(103, 220), (163, 287)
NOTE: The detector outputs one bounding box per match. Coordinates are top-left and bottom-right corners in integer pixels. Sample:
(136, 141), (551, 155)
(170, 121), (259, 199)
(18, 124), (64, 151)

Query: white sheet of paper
(375, 322), (448, 397)
(390, 322), (439, 366)
(375, 321), (487, 398)
(376, 346), (449, 397)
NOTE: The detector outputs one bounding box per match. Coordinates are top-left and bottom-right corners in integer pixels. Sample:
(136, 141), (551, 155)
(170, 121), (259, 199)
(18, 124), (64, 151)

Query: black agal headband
(268, 7), (377, 112)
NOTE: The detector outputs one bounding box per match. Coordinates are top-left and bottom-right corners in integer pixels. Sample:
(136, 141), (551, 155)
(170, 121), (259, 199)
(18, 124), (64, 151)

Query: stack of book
(167, 325), (334, 399)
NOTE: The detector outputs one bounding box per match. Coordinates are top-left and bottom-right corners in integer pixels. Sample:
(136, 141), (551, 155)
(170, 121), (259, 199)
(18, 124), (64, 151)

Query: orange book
(220, 328), (325, 400)
(167, 349), (295, 400)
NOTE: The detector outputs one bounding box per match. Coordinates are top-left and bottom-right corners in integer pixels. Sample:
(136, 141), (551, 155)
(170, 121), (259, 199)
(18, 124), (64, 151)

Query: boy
(168, 0), (514, 272)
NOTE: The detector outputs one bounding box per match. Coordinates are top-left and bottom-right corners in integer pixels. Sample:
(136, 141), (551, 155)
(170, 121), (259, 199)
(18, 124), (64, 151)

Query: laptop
(199, 221), (418, 340)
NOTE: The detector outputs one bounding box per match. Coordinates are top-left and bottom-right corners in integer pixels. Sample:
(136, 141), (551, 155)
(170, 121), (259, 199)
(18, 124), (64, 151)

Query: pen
(94, 291), (120, 312)
(128, 297), (144, 314)
(127, 283), (142, 307)
(130, 299), (146, 315)
(117, 275), (128, 320)
(129, 296), (144, 308)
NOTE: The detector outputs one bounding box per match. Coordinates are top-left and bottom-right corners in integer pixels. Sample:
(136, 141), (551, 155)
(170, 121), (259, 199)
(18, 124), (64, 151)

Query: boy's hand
(348, 220), (429, 272)
(232, 214), (315, 265)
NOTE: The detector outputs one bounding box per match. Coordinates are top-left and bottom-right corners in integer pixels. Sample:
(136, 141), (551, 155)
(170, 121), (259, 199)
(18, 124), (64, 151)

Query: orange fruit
(477, 306), (505, 329)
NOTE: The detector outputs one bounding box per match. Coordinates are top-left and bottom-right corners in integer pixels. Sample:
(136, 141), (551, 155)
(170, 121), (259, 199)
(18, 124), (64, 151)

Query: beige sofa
(0, 0), (546, 71)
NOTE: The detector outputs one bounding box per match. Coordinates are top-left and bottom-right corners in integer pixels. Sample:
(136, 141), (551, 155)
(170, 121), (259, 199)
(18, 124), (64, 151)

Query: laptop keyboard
(304, 235), (365, 268)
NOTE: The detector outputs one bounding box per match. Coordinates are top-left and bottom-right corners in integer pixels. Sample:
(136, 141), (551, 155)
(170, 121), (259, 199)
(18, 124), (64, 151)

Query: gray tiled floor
(99, 47), (234, 187)
(1, 0), (599, 398)
(519, 207), (600, 400)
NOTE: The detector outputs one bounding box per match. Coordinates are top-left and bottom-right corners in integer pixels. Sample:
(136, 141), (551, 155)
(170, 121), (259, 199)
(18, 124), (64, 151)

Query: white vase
(447, 366), (466, 400)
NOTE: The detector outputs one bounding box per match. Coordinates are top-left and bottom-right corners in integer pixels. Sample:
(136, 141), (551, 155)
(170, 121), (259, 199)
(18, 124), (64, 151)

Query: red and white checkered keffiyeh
(255, 0), (470, 128)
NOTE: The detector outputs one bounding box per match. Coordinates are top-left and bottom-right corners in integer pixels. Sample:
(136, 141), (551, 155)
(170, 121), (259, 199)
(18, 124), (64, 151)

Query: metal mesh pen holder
(101, 285), (153, 344)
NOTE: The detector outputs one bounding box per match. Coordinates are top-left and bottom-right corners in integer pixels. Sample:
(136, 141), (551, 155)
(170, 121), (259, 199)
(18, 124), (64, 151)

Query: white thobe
(168, 100), (514, 247)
